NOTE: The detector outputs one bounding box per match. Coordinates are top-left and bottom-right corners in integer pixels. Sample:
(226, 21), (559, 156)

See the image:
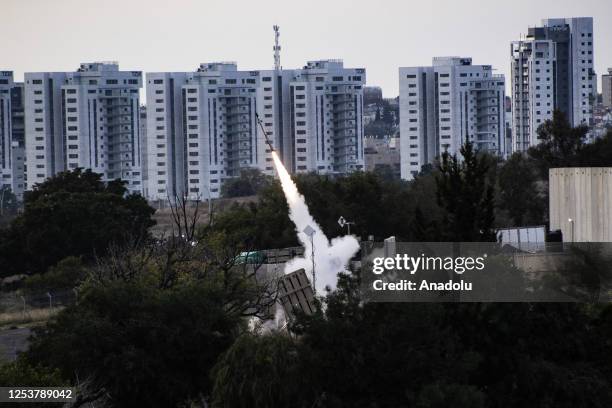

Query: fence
(0, 289), (77, 325)
(262, 246), (304, 264)
(0, 289), (77, 362)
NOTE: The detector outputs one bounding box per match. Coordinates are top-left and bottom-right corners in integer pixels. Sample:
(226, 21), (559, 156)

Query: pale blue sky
(3, 0), (611, 97)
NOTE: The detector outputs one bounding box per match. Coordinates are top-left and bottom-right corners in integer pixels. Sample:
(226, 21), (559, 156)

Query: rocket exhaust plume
(271, 151), (360, 294)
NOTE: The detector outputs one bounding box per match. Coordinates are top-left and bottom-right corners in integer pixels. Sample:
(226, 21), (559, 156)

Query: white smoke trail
(271, 151), (360, 294)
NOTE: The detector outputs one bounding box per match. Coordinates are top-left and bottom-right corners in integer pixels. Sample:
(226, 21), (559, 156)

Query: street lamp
(568, 218), (575, 243)
(303, 225), (316, 294)
(337, 216), (355, 235)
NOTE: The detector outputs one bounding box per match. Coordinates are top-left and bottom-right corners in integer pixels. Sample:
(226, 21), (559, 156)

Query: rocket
(255, 113), (275, 152)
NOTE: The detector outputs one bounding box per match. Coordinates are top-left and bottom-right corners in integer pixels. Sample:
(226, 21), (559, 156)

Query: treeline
(0, 168), (155, 277)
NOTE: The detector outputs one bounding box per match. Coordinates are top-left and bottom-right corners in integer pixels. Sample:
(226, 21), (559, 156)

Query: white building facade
(287, 60), (365, 176)
(511, 17), (596, 152)
(399, 57), (506, 180)
(24, 62), (143, 193)
(603, 68), (612, 109)
(145, 60), (365, 201)
(0, 71), (26, 198)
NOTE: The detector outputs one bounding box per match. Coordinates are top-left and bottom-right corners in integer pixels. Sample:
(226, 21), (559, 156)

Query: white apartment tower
(145, 60), (365, 201)
(288, 60), (365, 175)
(603, 68), (612, 109)
(146, 64), (267, 200)
(24, 62), (143, 193)
(511, 17), (596, 152)
(0, 71), (26, 198)
(139, 105), (147, 196)
(399, 57), (506, 180)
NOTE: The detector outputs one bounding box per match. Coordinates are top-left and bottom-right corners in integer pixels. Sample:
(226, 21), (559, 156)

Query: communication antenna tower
(273, 25), (281, 71)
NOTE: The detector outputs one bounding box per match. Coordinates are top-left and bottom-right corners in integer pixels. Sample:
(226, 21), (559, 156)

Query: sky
(3, 0), (611, 98)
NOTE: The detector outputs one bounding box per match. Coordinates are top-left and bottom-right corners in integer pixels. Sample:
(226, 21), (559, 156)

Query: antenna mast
(273, 25), (281, 71)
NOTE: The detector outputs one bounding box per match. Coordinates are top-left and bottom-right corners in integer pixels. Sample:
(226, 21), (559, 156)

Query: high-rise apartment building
(511, 17), (596, 152)
(24, 62), (143, 193)
(603, 68), (612, 109)
(399, 57), (506, 180)
(287, 60), (365, 176)
(138, 105), (147, 197)
(145, 60), (365, 201)
(0, 71), (26, 198)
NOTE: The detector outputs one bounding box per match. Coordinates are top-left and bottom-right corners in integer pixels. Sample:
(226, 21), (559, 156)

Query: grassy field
(0, 306), (63, 329)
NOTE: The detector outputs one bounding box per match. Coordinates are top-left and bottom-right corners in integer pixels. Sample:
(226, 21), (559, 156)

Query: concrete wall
(549, 168), (612, 242)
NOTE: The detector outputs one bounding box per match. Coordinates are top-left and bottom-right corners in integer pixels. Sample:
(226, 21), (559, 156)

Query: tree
(211, 334), (303, 408)
(290, 274), (491, 408)
(24, 202), (280, 407)
(0, 357), (66, 408)
(576, 128), (612, 167)
(23, 256), (87, 294)
(0, 186), (19, 215)
(284, 271), (612, 407)
(528, 110), (588, 179)
(0, 168), (155, 276)
(27, 279), (244, 407)
(436, 143), (496, 241)
(212, 170), (421, 249)
(221, 169), (272, 198)
(498, 153), (546, 226)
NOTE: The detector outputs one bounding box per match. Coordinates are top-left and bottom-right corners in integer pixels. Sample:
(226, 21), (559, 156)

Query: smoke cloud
(271, 151), (360, 294)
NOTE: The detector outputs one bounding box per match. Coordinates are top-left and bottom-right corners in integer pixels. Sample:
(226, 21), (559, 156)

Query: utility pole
(303, 225), (316, 295)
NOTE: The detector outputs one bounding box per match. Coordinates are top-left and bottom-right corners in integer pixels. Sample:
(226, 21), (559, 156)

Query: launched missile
(255, 113), (275, 151)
